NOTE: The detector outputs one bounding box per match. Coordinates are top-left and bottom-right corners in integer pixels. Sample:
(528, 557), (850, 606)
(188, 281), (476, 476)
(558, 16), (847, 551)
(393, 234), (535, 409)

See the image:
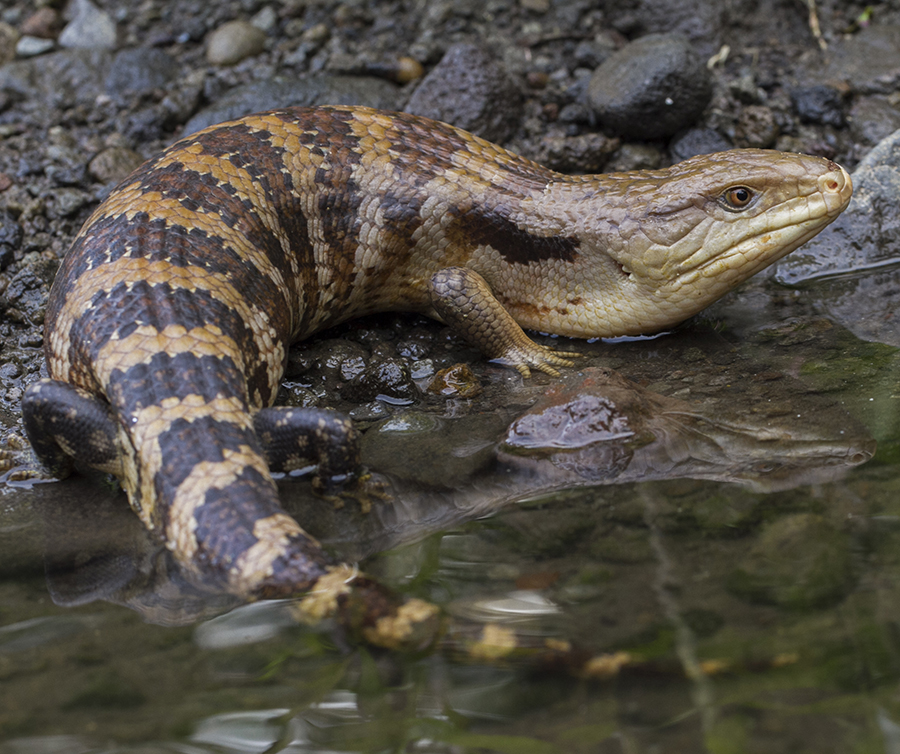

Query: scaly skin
(21, 106), (852, 600)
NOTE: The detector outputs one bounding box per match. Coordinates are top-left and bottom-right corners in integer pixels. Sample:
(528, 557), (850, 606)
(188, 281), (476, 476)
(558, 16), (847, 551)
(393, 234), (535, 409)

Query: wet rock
(58, 0), (117, 51)
(104, 48), (178, 97)
(184, 74), (401, 135)
(775, 127), (900, 285)
(16, 36), (54, 58)
(206, 20), (266, 66)
(21, 7), (63, 39)
(669, 127), (731, 161)
(88, 146), (145, 184)
(342, 357), (414, 403)
(727, 514), (855, 609)
(0, 49), (112, 106)
(427, 364), (481, 398)
(587, 33), (712, 140)
(791, 85), (844, 128)
(849, 96), (900, 147)
(404, 43), (522, 143)
(360, 412), (503, 487)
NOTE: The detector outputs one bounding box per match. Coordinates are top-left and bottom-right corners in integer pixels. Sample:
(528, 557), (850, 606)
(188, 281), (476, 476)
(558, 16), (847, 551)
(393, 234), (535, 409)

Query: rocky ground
(0, 0), (898, 430)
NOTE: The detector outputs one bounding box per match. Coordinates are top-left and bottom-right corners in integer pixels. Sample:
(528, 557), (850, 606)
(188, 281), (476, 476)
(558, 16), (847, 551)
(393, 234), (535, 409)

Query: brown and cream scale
(21, 105), (852, 599)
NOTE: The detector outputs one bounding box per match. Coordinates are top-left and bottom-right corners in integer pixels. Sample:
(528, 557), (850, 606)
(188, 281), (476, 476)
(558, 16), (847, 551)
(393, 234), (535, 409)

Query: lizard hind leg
(253, 406), (362, 491)
(20, 378), (123, 479)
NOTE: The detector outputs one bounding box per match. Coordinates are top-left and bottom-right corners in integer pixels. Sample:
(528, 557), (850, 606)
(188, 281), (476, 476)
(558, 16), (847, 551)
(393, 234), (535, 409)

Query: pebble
(21, 7), (63, 39)
(791, 85), (845, 127)
(586, 33), (712, 140)
(669, 127), (731, 161)
(15, 36), (54, 58)
(404, 43), (522, 143)
(206, 20), (266, 66)
(58, 0), (117, 50)
(88, 146), (145, 184)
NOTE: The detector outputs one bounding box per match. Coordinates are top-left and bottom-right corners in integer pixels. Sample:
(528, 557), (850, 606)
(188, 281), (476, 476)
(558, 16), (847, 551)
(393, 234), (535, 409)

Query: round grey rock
(58, 0), (117, 51)
(404, 43), (522, 143)
(587, 33), (712, 141)
(206, 20), (266, 66)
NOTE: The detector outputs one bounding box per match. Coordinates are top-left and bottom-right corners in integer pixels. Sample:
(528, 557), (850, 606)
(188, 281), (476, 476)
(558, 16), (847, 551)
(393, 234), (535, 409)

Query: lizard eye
(719, 186), (755, 211)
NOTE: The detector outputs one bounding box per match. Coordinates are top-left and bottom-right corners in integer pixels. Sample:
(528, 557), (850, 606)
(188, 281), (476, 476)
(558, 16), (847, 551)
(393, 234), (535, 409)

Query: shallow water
(1, 273), (899, 754)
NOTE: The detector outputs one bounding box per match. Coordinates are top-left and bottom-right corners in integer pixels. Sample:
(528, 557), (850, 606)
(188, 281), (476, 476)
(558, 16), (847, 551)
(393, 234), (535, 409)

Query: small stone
(0, 173), (12, 192)
(206, 20), (266, 66)
(21, 7), (63, 39)
(15, 35), (55, 57)
(88, 146), (145, 184)
(250, 6), (278, 33)
(58, 0), (117, 50)
(427, 364), (481, 398)
(669, 127), (731, 161)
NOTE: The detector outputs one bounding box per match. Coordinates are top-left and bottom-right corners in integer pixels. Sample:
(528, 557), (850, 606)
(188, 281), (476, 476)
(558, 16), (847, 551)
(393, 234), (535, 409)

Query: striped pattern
(27, 106), (852, 598)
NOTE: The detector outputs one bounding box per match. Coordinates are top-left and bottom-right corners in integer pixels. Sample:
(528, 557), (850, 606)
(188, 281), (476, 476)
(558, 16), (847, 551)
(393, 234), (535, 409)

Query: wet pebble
(405, 43), (522, 143)
(206, 20), (266, 66)
(105, 48), (178, 96)
(669, 127), (731, 161)
(342, 357), (414, 403)
(587, 33), (712, 140)
(791, 85), (845, 127)
(727, 514), (854, 609)
(58, 0), (117, 50)
(427, 364), (481, 398)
